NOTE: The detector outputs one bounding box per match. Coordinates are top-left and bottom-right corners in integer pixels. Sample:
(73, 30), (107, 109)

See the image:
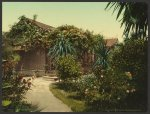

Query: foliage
(2, 100), (42, 112)
(2, 70), (31, 112)
(48, 33), (75, 59)
(2, 33), (21, 77)
(2, 32), (14, 60)
(2, 100), (12, 107)
(84, 69), (132, 111)
(2, 55), (31, 112)
(7, 15), (52, 51)
(50, 84), (86, 112)
(49, 25), (95, 60)
(92, 65), (103, 79)
(55, 81), (78, 92)
(111, 39), (148, 109)
(93, 38), (110, 69)
(56, 55), (81, 81)
(76, 74), (98, 98)
(105, 2), (148, 38)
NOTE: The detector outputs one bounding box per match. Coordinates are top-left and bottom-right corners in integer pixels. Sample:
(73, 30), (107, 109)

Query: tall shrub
(111, 39), (148, 110)
(56, 55), (81, 81)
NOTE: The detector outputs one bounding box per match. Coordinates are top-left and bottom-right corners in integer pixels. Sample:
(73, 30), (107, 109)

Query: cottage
(13, 18), (55, 76)
(11, 18), (118, 76)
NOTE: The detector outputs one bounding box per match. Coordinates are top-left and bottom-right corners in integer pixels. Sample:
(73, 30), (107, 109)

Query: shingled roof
(105, 38), (118, 47)
(27, 18), (55, 31)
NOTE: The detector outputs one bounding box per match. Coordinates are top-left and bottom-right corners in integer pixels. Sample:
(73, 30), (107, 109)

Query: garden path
(25, 77), (72, 112)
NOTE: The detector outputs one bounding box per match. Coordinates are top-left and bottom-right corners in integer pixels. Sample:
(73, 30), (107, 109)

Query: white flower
(85, 89), (88, 92)
(126, 90), (130, 93)
(101, 75), (103, 78)
(131, 88), (136, 92)
(117, 97), (120, 100)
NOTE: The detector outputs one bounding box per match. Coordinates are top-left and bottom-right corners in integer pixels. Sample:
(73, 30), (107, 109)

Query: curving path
(25, 77), (72, 112)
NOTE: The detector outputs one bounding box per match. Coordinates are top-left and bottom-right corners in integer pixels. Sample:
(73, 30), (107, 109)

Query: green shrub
(92, 65), (103, 79)
(2, 60), (31, 112)
(76, 73), (99, 98)
(111, 39), (148, 109)
(93, 38), (110, 69)
(56, 55), (81, 81)
(84, 69), (132, 110)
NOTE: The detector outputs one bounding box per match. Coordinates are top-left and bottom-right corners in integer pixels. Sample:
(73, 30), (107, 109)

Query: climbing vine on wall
(7, 15), (53, 51)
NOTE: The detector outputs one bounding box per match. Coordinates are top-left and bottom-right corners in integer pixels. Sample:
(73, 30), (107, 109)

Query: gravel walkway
(25, 77), (72, 112)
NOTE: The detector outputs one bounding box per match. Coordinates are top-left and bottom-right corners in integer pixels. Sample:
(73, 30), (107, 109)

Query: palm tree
(105, 2), (148, 39)
(48, 33), (75, 59)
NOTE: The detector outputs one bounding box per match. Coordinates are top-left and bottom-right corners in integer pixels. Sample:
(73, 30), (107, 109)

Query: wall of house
(15, 48), (46, 76)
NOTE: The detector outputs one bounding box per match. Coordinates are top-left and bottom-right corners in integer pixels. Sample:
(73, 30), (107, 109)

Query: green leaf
(2, 100), (12, 107)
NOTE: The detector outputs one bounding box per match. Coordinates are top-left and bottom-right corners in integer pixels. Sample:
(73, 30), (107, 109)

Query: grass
(49, 83), (144, 112)
(49, 83), (87, 112)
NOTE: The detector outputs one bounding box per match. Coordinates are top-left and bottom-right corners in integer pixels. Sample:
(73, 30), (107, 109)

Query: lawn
(49, 83), (87, 112)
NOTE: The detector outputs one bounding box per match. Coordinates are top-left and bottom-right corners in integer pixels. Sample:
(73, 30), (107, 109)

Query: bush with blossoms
(84, 68), (135, 110)
(110, 39), (147, 110)
(76, 73), (99, 98)
(2, 60), (32, 112)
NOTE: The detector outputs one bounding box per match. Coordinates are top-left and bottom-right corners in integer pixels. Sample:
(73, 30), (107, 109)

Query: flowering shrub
(56, 55), (81, 81)
(2, 61), (32, 112)
(111, 39), (148, 110)
(76, 73), (99, 98)
(92, 65), (103, 79)
(77, 69), (134, 111)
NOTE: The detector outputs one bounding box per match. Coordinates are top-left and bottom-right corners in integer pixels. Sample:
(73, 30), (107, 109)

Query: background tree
(105, 2), (148, 39)
(49, 25), (95, 65)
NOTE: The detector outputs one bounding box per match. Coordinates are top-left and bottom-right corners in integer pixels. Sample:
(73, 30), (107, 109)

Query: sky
(2, 2), (124, 42)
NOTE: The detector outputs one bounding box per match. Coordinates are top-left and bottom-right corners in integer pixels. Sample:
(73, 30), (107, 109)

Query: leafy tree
(105, 2), (148, 38)
(49, 25), (95, 62)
